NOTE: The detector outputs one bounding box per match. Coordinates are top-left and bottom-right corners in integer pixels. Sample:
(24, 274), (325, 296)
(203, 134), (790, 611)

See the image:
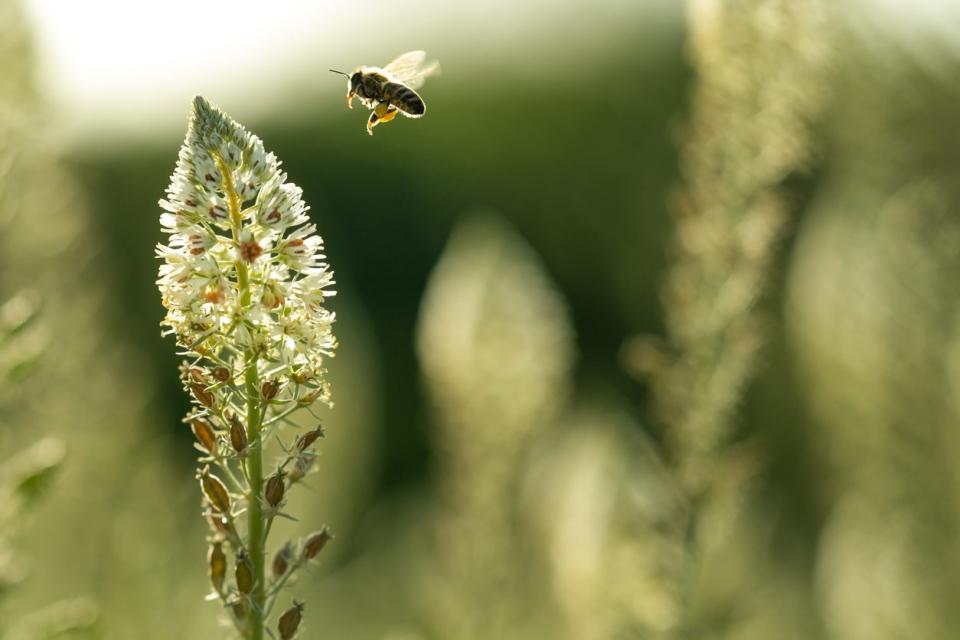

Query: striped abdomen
(384, 82), (426, 117)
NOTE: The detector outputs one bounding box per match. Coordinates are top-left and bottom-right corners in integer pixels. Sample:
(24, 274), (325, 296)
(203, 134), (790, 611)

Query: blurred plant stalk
(786, 8), (960, 634)
(624, 0), (831, 633)
(417, 215), (575, 639)
(0, 2), (100, 635)
(158, 97), (337, 639)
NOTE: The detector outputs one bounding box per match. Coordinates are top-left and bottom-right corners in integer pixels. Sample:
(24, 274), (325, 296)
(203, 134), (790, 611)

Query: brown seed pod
(229, 418), (248, 453)
(208, 512), (230, 535)
(265, 472), (286, 507)
(190, 382), (216, 409)
(261, 380), (279, 401)
(231, 600), (247, 621)
(200, 467), (231, 513)
(277, 601), (304, 639)
(297, 389), (322, 406)
(302, 528), (333, 560)
(235, 550), (254, 594)
(190, 419), (217, 454)
(295, 426), (325, 452)
(208, 541), (227, 593)
(272, 542), (294, 579)
(212, 366), (231, 382)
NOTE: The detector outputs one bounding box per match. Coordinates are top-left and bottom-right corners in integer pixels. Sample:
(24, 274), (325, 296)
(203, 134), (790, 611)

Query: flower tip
(190, 96), (220, 128)
(192, 95), (210, 113)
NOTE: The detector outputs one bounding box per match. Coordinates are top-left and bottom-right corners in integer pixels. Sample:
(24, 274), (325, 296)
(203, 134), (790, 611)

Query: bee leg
(346, 91), (355, 109)
(367, 103), (398, 136)
(366, 110), (380, 136)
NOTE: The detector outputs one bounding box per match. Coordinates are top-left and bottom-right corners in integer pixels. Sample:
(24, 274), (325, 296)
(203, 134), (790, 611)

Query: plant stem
(218, 154), (266, 640)
(245, 359), (265, 640)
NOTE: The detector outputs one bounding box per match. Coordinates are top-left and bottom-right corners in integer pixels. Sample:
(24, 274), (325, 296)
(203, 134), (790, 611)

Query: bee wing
(382, 50), (440, 90)
(383, 50), (426, 73)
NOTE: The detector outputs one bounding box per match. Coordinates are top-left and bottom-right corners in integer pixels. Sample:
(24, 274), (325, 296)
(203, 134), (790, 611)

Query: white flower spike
(157, 96), (337, 395)
(157, 96), (336, 639)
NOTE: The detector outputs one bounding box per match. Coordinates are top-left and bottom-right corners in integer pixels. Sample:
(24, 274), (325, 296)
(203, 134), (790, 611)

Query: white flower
(257, 176), (309, 231)
(276, 224), (325, 272)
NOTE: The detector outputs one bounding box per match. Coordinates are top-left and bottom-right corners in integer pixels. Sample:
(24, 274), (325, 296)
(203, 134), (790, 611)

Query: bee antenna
(329, 69), (350, 77)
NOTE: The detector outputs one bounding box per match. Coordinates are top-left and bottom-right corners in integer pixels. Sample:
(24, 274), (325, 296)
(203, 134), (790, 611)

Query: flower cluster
(158, 97), (336, 400)
(157, 96), (336, 639)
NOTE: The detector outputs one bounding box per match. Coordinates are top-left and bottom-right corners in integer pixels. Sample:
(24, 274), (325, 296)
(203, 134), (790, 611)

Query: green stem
(217, 154), (266, 640)
(244, 358), (265, 640)
(264, 558), (305, 616)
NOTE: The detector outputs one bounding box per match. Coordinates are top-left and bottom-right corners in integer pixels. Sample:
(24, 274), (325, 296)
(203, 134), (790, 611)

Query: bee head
(349, 71), (363, 92)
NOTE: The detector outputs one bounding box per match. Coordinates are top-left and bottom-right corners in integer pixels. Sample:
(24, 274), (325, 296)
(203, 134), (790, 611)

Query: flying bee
(330, 51), (440, 136)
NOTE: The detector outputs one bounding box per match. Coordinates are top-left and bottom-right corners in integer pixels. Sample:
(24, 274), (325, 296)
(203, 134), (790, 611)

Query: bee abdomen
(385, 83), (426, 116)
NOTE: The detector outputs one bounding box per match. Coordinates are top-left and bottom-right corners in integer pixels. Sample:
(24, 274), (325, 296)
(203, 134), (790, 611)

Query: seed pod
(302, 527), (332, 560)
(297, 389), (322, 406)
(190, 382), (216, 409)
(277, 601), (304, 639)
(231, 600), (247, 621)
(288, 451), (317, 483)
(208, 512), (230, 535)
(190, 419), (217, 454)
(229, 418), (248, 453)
(265, 472), (286, 507)
(235, 550), (254, 594)
(212, 366), (231, 382)
(272, 542), (294, 579)
(261, 380), (279, 401)
(295, 426), (325, 452)
(200, 467), (231, 513)
(291, 371), (314, 385)
(208, 541), (226, 592)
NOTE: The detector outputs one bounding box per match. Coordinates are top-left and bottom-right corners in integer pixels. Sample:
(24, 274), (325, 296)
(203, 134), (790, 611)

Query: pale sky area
(23, 0), (438, 136)
(21, 0), (662, 140)
(20, 0), (960, 140)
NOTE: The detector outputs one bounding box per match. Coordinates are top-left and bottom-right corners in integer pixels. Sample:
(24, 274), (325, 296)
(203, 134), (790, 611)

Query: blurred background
(2, 0), (960, 638)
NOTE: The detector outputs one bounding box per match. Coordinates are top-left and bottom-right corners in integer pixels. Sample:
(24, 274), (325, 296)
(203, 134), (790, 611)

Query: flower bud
(278, 601), (304, 639)
(208, 541), (226, 593)
(235, 550), (254, 594)
(261, 380), (279, 401)
(295, 426), (325, 452)
(302, 527), (332, 560)
(262, 282), (285, 309)
(229, 418), (248, 453)
(200, 467), (231, 513)
(190, 419), (217, 454)
(272, 542), (294, 579)
(265, 472), (286, 507)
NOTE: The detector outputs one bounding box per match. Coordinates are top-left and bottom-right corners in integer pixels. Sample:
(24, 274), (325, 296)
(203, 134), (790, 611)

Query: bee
(330, 51), (440, 136)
